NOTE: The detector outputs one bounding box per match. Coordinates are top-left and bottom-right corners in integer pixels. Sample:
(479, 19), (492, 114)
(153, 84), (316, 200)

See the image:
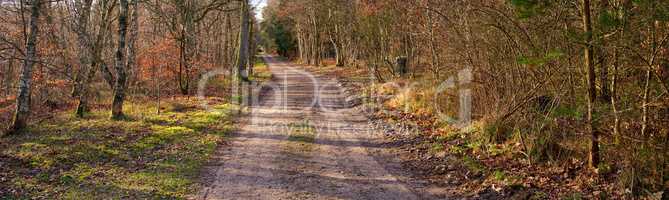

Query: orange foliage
(137, 38), (218, 84)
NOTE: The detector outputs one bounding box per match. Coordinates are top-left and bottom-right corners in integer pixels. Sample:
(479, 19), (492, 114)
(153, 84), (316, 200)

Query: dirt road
(198, 56), (436, 200)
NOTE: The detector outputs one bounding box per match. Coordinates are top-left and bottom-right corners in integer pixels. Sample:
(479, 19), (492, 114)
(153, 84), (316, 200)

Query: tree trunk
(311, 13), (320, 66)
(80, 23), (112, 101)
(225, 12), (233, 72)
(74, 0), (94, 118)
(76, 59), (98, 117)
(247, 15), (254, 77)
(583, 0), (600, 169)
(111, 0), (129, 120)
(100, 63), (116, 88)
(611, 0), (629, 143)
(178, 33), (189, 95)
(236, 0), (250, 82)
(641, 64), (652, 137)
(8, 0), (41, 134)
(296, 23), (306, 61)
(327, 8), (343, 67)
(4, 51), (15, 97)
(611, 47), (620, 143)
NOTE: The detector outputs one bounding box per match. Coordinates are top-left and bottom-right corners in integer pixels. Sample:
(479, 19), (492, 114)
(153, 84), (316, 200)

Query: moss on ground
(0, 100), (238, 199)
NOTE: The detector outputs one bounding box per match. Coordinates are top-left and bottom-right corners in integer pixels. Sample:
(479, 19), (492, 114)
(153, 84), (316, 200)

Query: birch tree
(8, 0), (42, 133)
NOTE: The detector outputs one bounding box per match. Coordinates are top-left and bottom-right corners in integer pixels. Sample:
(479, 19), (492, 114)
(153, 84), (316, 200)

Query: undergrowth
(0, 99), (237, 199)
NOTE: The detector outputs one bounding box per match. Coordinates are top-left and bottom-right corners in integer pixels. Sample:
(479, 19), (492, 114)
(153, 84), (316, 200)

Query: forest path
(198, 55), (437, 200)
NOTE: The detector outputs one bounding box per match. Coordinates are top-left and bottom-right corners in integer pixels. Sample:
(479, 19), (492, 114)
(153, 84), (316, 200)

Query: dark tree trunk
(247, 15), (254, 77)
(236, 0), (250, 82)
(396, 56), (408, 78)
(111, 0), (129, 120)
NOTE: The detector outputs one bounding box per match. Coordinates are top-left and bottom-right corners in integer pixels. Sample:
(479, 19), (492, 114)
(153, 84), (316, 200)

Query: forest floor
(0, 97), (238, 199)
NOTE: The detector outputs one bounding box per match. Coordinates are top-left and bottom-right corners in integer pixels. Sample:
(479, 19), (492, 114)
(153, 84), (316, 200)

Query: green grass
(286, 120), (316, 153)
(493, 170), (507, 181)
(462, 155), (487, 175)
(287, 120), (315, 143)
(0, 100), (237, 199)
(251, 57), (272, 81)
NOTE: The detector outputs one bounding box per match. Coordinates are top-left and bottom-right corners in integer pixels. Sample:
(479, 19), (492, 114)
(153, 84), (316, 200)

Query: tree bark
(248, 15), (254, 77)
(296, 23), (306, 61)
(583, 0), (600, 169)
(111, 0), (130, 120)
(310, 12), (320, 66)
(611, 47), (620, 142)
(225, 12), (233, 73)
(74, 0), (94, 117)
(8, 0), (41, 134)
(236, 0), (250, 82)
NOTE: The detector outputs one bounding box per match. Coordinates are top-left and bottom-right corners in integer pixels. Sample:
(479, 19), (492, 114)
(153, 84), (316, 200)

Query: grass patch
(251, 57), (272, 81)
(0, 99), (237, 199)
(287, 120), (315, 143)
(462, 155), (487, 175)
(286, 120), (316, 152)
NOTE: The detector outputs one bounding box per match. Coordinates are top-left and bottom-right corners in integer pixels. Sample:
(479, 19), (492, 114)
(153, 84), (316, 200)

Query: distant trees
(144, 0), (234, 95)
(261, 2), (296, 57)
(1, 0), (255, 131)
